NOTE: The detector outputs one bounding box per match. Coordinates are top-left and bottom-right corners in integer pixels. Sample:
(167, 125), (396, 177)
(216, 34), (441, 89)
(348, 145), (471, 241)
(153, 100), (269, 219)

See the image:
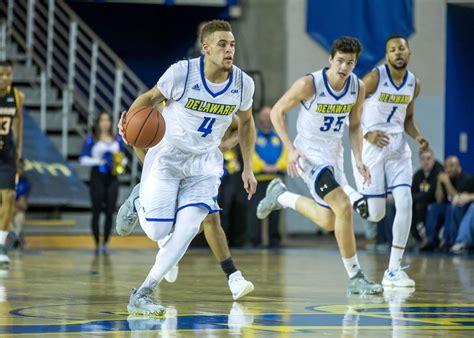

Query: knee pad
(366, 197), (386, 222)
(315, 168), (340, 199)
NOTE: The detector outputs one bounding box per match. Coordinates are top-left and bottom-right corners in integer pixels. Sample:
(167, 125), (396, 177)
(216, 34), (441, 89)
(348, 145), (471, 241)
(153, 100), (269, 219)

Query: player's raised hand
(416, 136), (429, 152)
(118, 111), (128, 144)
(242, 168), (257, 200)
(356, 160), (371, 186)
(365, 130), (389, 148)
(287, 147), (304, 178)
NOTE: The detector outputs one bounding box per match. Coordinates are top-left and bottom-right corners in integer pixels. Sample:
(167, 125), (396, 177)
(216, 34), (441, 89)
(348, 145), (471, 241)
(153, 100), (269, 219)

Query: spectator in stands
(10, 159), (30, 249)
(411, 149), (443, 245)
(422, 156), (474, 251)
(247, 106), (287, 248)
(450, 193), (474, 254)
(80, 112), (127, 255)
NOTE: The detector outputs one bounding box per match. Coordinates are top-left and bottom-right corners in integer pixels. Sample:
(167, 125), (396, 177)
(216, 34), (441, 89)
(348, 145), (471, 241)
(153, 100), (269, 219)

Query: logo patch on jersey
(6, 97), (14, 102)
(350, 91), (356, 95)
(185, 98), (236, 116)
(318, 92), (326, 97)
(231, 89), (239, 94)
(315, 103), (354, 114)
(378, 93), (410, 104)
(192, 84), (200, 91)
(408, 82), (414, 87)
(383, 82), (389, 87)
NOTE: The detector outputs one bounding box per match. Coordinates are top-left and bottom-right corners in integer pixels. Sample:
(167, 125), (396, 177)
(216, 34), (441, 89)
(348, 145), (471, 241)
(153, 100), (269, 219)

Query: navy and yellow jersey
(0, 86), (20, 158)
(252, 129), (287, 181)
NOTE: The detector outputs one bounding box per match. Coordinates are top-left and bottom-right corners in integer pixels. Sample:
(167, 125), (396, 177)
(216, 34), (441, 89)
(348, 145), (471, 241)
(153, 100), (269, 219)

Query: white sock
(0, 231), (8, 245)
(389, 247), (404, 272)
(139, 207), (207, 291)
(343, 185), (363, 205)
(342, 255), (361, 279)
(277, 192), (300, 209)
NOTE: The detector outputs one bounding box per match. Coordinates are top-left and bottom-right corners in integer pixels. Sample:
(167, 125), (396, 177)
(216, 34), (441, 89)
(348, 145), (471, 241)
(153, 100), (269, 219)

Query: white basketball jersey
(158, 57), (253, 154)
(362, 64), (416, 134)
(294, 68), (359, 155)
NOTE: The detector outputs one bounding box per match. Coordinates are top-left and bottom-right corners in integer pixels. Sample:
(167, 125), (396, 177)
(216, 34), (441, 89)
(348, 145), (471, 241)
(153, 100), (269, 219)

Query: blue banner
(306, 0), (414, 76)
(22, 111), (90, 207)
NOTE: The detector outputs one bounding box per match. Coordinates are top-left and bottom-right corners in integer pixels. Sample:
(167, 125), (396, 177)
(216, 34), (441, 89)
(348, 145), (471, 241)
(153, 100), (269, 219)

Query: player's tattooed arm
(404, 79), (429, 152)
(349, 80), (371, 185)
(271, 76), (314, 177)
(362, 70), (389, 148)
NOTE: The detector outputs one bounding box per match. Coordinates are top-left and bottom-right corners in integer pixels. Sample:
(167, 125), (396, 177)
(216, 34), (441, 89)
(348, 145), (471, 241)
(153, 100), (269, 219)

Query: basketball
(122, 106), (166, 148)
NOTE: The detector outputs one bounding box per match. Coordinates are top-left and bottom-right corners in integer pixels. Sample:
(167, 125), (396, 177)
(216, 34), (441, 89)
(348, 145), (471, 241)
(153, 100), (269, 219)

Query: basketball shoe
(347, 270), (383, 295)
(382, 267), (415, 287)
(257, 178), (287, 219)
(228, 271), (254, 300)
(127, 287), (166, 315)
(116, 184), (140, 236)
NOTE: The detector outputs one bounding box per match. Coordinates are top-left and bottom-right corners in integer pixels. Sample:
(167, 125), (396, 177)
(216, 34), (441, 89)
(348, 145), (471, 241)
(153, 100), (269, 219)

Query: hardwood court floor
(1, 247), (473, 337)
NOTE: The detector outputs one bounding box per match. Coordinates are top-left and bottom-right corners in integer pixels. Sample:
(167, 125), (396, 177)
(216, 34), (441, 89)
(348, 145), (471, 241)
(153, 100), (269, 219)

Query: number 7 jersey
(294, 68), (359, 156)
(361, 64), (416, 134)
(157, 56), (255, 154)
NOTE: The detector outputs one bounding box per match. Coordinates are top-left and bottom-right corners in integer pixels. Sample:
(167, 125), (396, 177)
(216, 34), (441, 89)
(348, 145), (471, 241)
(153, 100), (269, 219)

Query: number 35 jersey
(294, 68), (359, 161)
(361, 64), (416, 134)
(157, 56), (255, 155)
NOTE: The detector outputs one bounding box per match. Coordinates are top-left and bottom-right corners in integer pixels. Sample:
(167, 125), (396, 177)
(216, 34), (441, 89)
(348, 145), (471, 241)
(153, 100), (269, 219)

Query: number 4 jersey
(361, 64), (416, 134)
(157, 56), (255, 154)
(294, 68), (359, 163)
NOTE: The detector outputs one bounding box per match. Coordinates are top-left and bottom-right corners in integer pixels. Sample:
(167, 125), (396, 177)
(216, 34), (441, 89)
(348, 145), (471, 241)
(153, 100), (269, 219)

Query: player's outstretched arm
(349, 80), (371, 185)
(271, 76), (314, 177)
(404, 79), (429, 152)
(238, 107), (257, 200)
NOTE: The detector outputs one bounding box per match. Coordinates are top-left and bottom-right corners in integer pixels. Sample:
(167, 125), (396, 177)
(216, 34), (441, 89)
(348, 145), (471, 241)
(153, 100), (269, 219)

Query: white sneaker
(382, 268), (415, 287)
(0, 254), (10, 267)
(228, 271), (254, 300)
(158, 234), (179, 283)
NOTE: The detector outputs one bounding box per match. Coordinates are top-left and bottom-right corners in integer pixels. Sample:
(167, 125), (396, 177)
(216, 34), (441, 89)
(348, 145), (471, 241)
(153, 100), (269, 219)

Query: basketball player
(257, 36), (383, 295)
(0, 60), (24, 266)
(351, 35), (428, 287)
(120, 114), (254, 300)
(116, 20), (257, 315)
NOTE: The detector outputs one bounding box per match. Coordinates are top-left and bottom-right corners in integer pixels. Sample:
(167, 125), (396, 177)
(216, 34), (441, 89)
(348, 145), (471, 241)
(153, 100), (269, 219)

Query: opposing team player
(0, 60), (24, 266)
(352, 35), (428, 287)
(257, 37), (383, 295)
(116, 20), (257, 314)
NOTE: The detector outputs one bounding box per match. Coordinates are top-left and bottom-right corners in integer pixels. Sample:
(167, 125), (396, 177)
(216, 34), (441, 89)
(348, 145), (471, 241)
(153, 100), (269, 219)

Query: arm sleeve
(239, 73), (255, 112)
(156, 60), (189, 101)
